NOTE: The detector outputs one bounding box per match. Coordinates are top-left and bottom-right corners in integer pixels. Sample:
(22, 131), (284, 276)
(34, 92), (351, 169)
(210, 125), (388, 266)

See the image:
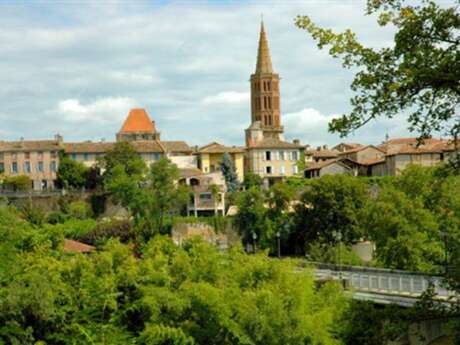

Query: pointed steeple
(255, 21), (273, 74)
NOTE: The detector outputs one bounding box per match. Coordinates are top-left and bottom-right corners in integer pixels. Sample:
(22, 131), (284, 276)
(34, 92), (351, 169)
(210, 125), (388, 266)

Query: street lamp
(252, 232), (257, 254)
(276, 231), (281, 258)
(332, 230), (343, 281)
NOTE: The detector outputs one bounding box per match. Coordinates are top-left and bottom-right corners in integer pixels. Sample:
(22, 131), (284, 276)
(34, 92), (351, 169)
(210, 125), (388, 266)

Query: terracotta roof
(339, 145), (385, 155)
(198, 142), (246, 154)
(0, 140), (62, 152)
(65, 140), (165, 154)
(64, 142), (114, 153)
(63, 239), (95, 253)
(119, 108), (156, 134)
(385, 142), (449, 156)
(311, 149), (339, 158)
(332, 143), (363, 151)
(162, 141), (192, 154)
(384, 137), (444, 145)
(359, 158), (386, 166)
(249, 137), (303, 149)
(305, 159), (348, 171)
(179, 168), (204, 178)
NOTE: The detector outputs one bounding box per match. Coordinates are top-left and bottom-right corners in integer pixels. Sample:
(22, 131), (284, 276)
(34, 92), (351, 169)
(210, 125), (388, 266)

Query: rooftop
(118, 108), (156, 134)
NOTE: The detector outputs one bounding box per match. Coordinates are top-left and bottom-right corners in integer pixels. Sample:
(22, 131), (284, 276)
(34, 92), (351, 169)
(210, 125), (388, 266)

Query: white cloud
(201, 91), (250, 105)
(56, 97), (137, 123)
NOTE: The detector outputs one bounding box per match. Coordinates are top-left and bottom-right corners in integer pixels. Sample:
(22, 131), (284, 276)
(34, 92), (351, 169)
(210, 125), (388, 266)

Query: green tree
(293, 174), (369, 254)
(99, 141), (147, 184)
(220, 152), (239, 193)
(296, 1), (460, 140)
(234, 187), (269, 249)
(243, 172), (263, 190)
(2, 175), (32, 191)
(56, 154), (89, 189)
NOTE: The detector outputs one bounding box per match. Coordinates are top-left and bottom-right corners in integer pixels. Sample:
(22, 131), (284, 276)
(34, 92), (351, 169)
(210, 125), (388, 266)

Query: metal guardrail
(304, 261), (458, 304)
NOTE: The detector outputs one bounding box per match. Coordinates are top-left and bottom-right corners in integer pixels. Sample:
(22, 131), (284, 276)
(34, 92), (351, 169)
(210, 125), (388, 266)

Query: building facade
(0, 137), (62, 190)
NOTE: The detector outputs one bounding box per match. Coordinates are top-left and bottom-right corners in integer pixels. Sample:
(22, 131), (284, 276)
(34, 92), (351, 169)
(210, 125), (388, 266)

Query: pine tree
(220, 152), (239, 193)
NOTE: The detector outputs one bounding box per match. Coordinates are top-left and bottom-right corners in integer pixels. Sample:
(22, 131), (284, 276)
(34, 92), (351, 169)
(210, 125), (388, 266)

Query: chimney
(322, 144), (328, 150)
(293, 139), (300, 145)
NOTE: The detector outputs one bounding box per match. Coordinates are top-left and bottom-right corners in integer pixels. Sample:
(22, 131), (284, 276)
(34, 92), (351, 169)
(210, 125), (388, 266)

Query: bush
(67, 201), (93, 219)
(78, 219), (135, 246)
(46, 211), (69, 225)
(2, 175), (32, 191)
(307, 242), (364, 266)
(20, 202), (46, 226)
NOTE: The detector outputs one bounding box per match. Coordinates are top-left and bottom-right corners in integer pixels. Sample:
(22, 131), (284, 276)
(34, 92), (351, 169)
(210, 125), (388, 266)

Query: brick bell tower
(246, 21), (283, 146)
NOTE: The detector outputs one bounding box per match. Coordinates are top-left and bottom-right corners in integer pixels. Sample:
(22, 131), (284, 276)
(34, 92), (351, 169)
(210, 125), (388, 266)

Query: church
(244, 22), (304, 186)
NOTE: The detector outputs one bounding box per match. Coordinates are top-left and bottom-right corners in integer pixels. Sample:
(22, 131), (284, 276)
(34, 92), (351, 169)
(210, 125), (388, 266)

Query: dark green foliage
(99, 141), (147, 184)
(296, 1), (460, 139)
(243, 172), (263, 190)
(56, 155), (89, 189)
(78, 219), (134, 246)
(293, 174), (369, 248)
(89, 192), (107, 217)
(334, 301), (409, 345)
(2, 175), (32, 191)
(0, 206), (346, 345)
(220, 152), (240, 192)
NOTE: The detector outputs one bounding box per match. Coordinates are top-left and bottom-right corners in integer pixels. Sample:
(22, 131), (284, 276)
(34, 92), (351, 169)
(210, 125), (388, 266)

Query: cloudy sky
(0, 0), (429, 147)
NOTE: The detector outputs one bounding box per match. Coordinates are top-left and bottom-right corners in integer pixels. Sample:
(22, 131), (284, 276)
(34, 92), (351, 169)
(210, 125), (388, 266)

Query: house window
(279, 151), (285, 160)
(199, 193), (212, 201)
(265, 151), (271, 161)
(50, 161), (57, 172)
(38, 161), (44, 172)
(51, 151), (57, 159)
(24, 161), (31, 173)
(280, 166), (285, 175)
(0, 163), (4, 173)
(83, 153), (89, 161)
(11, 162), (18, 173)
(292, 165), (299, 174)
(291, 151), (299, 161)
(265, 166), (272, 174)
(0, 152), (3, 160)
(24, 152), (30, 159)
(71, 153), (77, 160)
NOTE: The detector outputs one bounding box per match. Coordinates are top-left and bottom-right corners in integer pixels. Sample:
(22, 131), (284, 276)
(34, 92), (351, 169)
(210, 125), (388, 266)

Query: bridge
(305, 262), (457, 307)
(305, 262), (458, 345)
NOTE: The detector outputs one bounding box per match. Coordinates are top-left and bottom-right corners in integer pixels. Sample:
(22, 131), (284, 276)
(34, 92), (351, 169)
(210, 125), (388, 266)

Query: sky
(0, 0), (429, 147)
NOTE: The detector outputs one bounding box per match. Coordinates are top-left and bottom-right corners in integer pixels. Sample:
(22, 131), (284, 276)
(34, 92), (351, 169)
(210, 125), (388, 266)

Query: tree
(56, 154), (89, 189)
(243, 172), (263, 190)
(148, 158), (189, 234)
(296, 1), (460, 140)
(99, 141), (146, 184)
(220, 152), (239, 193)
(233, 187), (269, 248)
(292, 174), (369, 255)
(2, 175), (32, 191)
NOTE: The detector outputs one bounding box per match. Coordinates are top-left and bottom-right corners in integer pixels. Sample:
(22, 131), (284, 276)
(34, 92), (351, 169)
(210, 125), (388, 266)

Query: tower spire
(255, 20), (273, 74)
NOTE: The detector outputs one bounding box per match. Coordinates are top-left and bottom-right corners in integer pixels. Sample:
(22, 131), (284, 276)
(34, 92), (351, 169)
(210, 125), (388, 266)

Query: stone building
(195, 142), (245, 181)
(178, 169), (226, 216)
(304, 159), (352, 179)
(65, 108), (194, 170)
(0, 137), (62, 190)
(245, 22), (303, 185)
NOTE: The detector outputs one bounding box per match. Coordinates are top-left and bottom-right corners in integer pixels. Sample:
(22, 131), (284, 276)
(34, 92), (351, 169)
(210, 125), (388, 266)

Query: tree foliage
(296, 0), (460, 139)
(220, 152), (240, 193)
(56, 154), (89, 189)
(0, 205), (347, 345)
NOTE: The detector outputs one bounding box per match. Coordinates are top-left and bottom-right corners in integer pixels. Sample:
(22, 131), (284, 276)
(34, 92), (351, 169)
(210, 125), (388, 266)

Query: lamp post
(276, 231), (281, 258)
(332, 230), (343, 280)
(252, 232), (257, 254)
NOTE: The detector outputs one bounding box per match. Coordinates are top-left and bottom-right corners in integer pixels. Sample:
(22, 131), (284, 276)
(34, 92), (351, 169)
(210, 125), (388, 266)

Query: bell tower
(249, 21), (283, 143)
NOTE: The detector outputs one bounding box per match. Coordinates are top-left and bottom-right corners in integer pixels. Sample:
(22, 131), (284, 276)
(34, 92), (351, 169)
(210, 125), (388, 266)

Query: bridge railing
(305, 261), (457, 299)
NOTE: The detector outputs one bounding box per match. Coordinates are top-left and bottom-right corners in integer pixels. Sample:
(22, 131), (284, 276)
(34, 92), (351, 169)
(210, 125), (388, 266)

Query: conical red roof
(119, 108), (155, 133)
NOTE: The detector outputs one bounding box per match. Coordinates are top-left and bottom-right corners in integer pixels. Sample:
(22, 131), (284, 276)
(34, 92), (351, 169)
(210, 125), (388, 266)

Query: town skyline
(0, 0), (444, 147)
